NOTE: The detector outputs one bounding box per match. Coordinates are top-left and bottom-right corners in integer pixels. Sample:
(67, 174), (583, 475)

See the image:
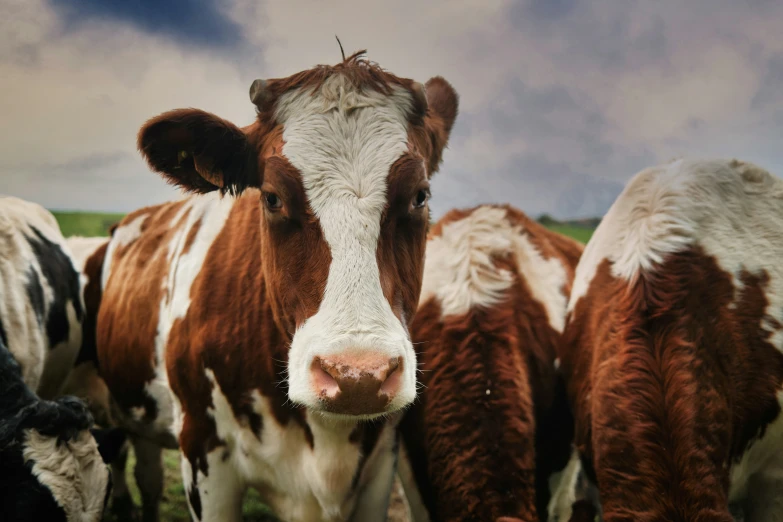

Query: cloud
(2, 0), (783, 220)
(48, 0), (245, 49)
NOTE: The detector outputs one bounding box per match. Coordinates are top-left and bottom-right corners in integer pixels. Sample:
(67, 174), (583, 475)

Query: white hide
(65, 236), (108, 272)
(193, 368), (400, 522)
(277, 75), (419, 416)
(419, 205), (570, 332)
(0, 195), (83, 397)
(23, 428), (111, 522)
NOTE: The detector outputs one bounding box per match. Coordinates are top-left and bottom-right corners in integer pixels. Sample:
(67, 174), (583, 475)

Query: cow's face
(137, 53), (458, 419)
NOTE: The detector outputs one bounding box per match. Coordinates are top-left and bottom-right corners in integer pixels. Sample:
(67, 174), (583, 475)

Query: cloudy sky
(3, 0), (783, 220)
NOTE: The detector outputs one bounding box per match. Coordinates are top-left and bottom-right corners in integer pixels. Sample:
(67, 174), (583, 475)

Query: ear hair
(137, 109), (259, 196)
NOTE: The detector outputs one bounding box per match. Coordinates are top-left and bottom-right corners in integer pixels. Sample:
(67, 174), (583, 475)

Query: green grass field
(52, 209), (595, 520)
(51, 211), (596, 243)
(52, 211), (126, 237)
(546, 223), (595, 244)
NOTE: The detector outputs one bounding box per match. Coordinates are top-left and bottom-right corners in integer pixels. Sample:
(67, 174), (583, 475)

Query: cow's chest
(205, 371), (393, 521)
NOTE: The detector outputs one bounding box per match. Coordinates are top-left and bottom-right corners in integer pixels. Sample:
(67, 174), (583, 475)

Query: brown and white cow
(97, 51), (459, 522)
(552, 158), (783, 522)
(397, 204), (583, 522)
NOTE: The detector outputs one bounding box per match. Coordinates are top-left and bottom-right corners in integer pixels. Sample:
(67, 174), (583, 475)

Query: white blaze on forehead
(277, 74), (418, 411)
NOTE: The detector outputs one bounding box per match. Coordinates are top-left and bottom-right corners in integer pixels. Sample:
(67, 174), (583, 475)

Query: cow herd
(1, 52), (782, 522)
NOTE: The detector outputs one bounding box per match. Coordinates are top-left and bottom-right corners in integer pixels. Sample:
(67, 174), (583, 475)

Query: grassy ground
(545, 223), (595, 244)
(52, 210), (126, 237)
(53, 210), (596, 520)
(51, 211), (596, 243)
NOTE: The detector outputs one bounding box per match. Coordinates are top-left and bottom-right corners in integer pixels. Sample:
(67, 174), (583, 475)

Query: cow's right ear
(137, 109), (260, 195)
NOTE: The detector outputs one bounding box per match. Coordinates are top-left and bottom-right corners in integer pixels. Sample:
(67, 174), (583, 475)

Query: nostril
(380, 357), (402, 396)
(311, 357), (340, 398)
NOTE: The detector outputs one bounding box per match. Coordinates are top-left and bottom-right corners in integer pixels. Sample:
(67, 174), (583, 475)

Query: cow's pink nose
(310, 354), (402, 415)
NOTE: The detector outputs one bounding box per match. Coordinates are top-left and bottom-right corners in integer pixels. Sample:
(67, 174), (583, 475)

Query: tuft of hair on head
(335, 35), (347, 62)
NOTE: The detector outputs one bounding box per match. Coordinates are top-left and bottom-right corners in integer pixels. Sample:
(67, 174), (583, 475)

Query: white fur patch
(153, 193), (235, 440)
(198, 368), (399, 521)
(101, 213), (147, 290)
(0, 195), (83, 396)
(419, 206), (514, 317)
(277, 75), (419, 415)
(23, 429), (110, 522)
(65, 236), (108, 272)
(568, 158), (783, 314)
(420, 205), (570, 332)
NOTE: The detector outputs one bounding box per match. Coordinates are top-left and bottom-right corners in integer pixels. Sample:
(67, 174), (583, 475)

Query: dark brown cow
(552, 158), (783, 522)
(97, 51), (459, 522)
(398, 204), (583, 522)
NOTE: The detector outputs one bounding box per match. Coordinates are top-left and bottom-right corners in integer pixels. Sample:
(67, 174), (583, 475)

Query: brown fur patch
(163, 194), (320, 474)
(97, 201), (187, 418)
(74, 240), (108, 368)
(561, 250), (783, 521)
(377, 154), (431, 323)
(401, 205), (582, 521)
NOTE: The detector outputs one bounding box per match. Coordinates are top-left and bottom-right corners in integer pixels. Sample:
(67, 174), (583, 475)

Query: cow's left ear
(421, 76), (459, 178)
(137, 109), (260, 195)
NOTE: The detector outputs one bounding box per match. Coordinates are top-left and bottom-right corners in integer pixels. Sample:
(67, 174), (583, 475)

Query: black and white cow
(0, 195), (84, 399)
(0, 334), (117, 521)
(0, 195), (123, 521)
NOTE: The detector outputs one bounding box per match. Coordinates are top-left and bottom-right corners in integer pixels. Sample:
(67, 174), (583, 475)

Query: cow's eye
(412, 189), (429, 209)
(263, 192), (282, 211)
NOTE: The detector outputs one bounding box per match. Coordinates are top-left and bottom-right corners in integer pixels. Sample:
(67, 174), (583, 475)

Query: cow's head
(137, 51), (458, 419)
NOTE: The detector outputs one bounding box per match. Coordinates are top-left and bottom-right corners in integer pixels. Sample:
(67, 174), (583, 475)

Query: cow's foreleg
(350, 437), (399, 522)
(109, 441), (138, 522)
(181, 447), (245, 522)
(132, 436), (164, 522)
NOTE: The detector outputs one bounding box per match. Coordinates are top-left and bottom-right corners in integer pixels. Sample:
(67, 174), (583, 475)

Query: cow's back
(401, 204), (582, 521)
(0, 195), (84, 397)
(561, 158), (783, 521)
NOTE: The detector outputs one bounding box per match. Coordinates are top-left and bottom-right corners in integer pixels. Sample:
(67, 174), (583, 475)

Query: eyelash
(412, 189), (430, 209)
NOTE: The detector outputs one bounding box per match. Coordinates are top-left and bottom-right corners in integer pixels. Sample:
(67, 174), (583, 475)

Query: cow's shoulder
(422, 204), (579, 333)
